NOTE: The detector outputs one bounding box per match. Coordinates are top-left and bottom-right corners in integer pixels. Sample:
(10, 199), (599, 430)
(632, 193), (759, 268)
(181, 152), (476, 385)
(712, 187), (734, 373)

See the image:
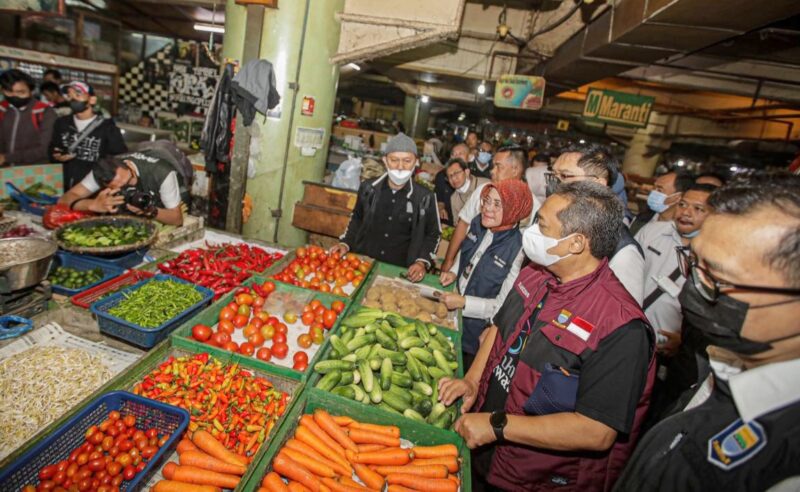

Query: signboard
(169, 63), (218, 110)
(582, 88), (654, 128)
(494, 75), (545, 110)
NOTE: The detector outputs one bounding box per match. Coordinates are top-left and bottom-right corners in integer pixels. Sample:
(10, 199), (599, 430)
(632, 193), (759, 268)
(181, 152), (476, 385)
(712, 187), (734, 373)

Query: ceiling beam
(126, 0), (222, 7)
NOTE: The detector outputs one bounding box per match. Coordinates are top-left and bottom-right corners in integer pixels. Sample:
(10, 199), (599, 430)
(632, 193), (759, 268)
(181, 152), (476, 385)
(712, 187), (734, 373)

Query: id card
(654, 275), (681, 298)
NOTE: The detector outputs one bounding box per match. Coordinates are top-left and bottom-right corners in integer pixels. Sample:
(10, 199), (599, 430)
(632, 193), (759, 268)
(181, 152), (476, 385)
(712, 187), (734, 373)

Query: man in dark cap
(332, 133), (441, 282)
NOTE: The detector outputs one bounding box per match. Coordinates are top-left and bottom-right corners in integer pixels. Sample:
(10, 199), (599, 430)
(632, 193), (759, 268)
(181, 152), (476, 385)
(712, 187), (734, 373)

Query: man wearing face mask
(332, 133), (441, 282)
(614, 172), (800, 492)
(446, 157), (489, 221)
(49, 82), (127, 189)
(434, 143), (470, 226)
(548, 144), (645, 305)
(439, 181), (655, 491)
(629, 171), (693, 236)
(0, 69), (56, 166)
(470, 141), (494, 179)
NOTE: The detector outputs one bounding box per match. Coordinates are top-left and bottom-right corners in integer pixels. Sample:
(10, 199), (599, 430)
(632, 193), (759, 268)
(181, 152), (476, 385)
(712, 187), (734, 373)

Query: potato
(366, 289), (380, 301)
(416, 311), (432, 322)
(382, 292), (397, 305)
(435, 302), (448, 318)
(363, 298), (381, 309)
(399, 302), (420, 317)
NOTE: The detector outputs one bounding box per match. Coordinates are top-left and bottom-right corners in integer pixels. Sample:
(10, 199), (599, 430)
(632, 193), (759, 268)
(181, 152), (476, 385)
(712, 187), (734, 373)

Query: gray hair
(554, 181), (623, 259)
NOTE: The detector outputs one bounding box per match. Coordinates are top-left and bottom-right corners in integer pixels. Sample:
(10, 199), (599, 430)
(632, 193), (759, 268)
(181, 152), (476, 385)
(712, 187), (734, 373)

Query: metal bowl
(0, 237), (58, 292)
(55, 216), (158, 256)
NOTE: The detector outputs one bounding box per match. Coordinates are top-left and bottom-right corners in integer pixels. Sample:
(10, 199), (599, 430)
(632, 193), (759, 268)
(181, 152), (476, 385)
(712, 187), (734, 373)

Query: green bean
(108, 280), (202, 329)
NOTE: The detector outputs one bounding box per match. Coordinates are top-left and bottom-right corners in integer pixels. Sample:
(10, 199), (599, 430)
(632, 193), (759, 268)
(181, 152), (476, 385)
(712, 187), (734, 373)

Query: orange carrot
(262, 471), (290, 492)
(410, 445), (457, 459)
(179, 450), (247, 475)
(167, 464), (241, 489)
(192, 430), (249, 467)
(347, 428), (400, 447)
(320, 477), (368, 492)
(314, 410), (358, 452)
(353, 463), (384, 490)
(295, 426), (351, 472)
(281, 448), (336, 478)
(300, 416), (346, 456)
(348, 423), (400, 438)
(350, 448), (412, 466)
(285, 439), (352, 477)
(177, 438), (200, 454)
(447, 475), (460, 487)
(258, 488), (270, 492)
(332, 416), (354, 426)
(341, 476), (372, 490)
(320, 485), (331, 492)
(162, 462), (177, 480)
(387, 486), (416, 492)
(386, 474), (457, 492)
(374, 465), (448, 478)
(273, 452), (322, 492)
(357, 444), (385, 453)
(151, 479), (221, 492)
(288, 481), (313, 492)
(410, 457), (459, 474)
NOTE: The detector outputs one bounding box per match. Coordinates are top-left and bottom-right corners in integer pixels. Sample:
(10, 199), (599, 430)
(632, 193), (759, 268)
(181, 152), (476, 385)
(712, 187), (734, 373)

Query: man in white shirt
(440, 146), (537, 273)
(525, 153), (549, 206)
(446, 157), (489, 221)
(58, 151), (185, 226)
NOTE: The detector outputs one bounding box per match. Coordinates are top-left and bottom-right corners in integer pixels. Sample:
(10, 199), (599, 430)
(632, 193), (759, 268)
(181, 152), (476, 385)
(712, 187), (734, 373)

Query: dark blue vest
(457, 216), (523, 354)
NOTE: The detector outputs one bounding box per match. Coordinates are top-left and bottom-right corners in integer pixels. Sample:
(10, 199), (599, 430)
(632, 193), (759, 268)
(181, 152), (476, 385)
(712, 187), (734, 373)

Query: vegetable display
(1, 224), (36, 238)
(257, 409), (461, 492)
(272, 246), (371, 296)
(191, 281), (345, 372)
(21, 409), (173, 492)
(441, 226), (454, 242)
(50, 266), (104, 290)
(60, 223), (150, 247)
(151, 430), (249, 491)
(0, 347), (112, 461)
(158, 243), (284, 298)
(132, 352), (290, 458)
(363, 277), (455, 329)
(314, 308), (460, 429)
(108, 279), (203, 328)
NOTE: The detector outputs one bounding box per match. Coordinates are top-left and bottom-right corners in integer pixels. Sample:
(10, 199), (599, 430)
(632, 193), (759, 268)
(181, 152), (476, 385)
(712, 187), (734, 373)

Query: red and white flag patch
(566, 316), (594, 342)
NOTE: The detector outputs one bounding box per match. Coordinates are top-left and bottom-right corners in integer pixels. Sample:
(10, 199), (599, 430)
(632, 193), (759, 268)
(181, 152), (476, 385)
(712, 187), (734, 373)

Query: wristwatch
(490, 411), (507, 442)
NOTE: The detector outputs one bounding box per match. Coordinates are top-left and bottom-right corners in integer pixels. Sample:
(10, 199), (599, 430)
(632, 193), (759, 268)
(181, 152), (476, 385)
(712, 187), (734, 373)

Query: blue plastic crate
(5, 182), (59, 216)
(0, 391), (189, 492)
(49, 251), (126, 296)
(81, 248), (152, 269)
(91, 274), (214, 348)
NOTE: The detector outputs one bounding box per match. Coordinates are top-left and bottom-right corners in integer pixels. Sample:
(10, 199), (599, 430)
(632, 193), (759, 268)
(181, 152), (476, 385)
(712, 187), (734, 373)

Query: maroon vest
(475, 260), (656, 491)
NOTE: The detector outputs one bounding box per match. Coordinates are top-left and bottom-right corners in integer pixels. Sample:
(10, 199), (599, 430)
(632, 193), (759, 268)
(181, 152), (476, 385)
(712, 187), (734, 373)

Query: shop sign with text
(582, 88), (654, 128)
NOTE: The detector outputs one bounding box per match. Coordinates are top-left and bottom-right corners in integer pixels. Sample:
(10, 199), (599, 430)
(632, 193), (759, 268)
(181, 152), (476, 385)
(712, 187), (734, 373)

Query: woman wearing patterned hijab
(440, 180), (533, 369)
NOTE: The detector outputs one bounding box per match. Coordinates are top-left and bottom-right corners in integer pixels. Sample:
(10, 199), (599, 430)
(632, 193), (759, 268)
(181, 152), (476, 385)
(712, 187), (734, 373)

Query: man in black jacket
(50, 81), (127, 188)
(331, 133), (441, 282)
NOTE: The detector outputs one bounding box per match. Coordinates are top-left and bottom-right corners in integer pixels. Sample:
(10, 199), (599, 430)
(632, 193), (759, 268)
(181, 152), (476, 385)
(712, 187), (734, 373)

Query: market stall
(0, 191), (465, 492)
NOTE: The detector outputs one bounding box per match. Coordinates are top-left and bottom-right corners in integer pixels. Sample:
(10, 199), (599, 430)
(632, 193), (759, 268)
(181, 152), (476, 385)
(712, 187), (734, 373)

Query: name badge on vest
(707, 418), (767, 471)
(492, 255), (507, 269)
(654, 275), (681, 298)
(406, 202), (414, 215)
(467, 232), (477, 242)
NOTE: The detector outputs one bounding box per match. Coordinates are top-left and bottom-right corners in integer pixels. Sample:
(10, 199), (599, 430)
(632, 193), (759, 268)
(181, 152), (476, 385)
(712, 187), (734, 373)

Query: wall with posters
(118, 40), (221, 119)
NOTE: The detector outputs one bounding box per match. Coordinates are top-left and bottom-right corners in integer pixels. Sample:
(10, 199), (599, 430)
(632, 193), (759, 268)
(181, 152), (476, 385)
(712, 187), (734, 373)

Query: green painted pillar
(224, 0), (345, 247)
(414, 101), (430, 139)
(403, 94), (417, 136)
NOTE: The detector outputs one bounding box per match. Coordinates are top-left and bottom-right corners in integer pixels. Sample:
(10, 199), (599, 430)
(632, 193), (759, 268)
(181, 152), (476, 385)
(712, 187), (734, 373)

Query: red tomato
(301, 311), (315, 326)
(232, 314), (249, 328)
(239, 342), (255, 356)
(275, 323), (288, 335)
(243, 324), (258, 338)
(266, 316), (280, 327)
(122, 415), (136, 428)
(262, 281), (276, 294)
(235, 293), (254, 306)
(144, 429), (158, 440)
(260, 324), (275, 341)
(218, 307), (235, 322)
(223, 341), (239, 352)
(296, 247), (307, 258)
(191, 324), (212, 342)
(331, 300), (346, 314)
(272, 342), (288, 359)
(272, 332), (286, 345)
(109, 411), (121, 421)
(122, 465), (136, 481)
(310, 326), (324, 345)
(236, 304), (251, 318)
(293, 359), (308, 372)
(248, 332), (265, 347)
(39, 465), (57, 481)
(141, 445), (157, 460)
(250, 317), (265, 329)
(323, 309), (338, 329)
(106, 462), (122, 477)
(253, 296), (265, 308)
(293, 351), (308, 364)
(256, 347), (272, 361)
(297, 334), (312, 349)
(210, 331), (230, 347)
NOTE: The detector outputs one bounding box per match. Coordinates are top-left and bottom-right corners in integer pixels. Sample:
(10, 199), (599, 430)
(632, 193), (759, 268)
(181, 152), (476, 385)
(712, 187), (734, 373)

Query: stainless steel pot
(0, 237), (58, 292)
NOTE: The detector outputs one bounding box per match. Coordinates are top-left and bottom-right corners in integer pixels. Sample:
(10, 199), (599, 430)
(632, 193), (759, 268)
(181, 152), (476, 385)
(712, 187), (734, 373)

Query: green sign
(494, 75), (546, 110)
(582, 88), (654, 128)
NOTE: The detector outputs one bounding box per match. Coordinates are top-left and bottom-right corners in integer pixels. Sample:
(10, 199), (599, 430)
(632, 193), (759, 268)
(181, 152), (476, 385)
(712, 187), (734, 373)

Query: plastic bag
(42, 204), (94, 230)
(332, 156), (363, 191)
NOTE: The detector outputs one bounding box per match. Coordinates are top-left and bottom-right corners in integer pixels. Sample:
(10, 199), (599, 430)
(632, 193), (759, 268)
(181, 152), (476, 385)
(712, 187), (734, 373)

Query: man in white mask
(332, 133), (441, 282)
(446, 157), (489, 220)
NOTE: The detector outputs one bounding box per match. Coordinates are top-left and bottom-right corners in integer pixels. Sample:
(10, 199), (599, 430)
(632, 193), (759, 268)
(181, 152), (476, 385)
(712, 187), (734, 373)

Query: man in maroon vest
(439, 181), (656, 491)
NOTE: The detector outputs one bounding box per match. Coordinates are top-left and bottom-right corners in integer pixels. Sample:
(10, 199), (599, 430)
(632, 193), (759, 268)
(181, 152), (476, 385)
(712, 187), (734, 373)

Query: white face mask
(387, 169), (413, 186)
(456, 178), (471, 194)
(522, 223), (575, 266)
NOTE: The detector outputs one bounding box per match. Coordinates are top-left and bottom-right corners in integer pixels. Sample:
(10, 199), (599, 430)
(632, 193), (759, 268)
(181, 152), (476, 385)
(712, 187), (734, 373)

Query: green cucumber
(339, 370), (354, 385)
(396, 324), (417, 339)
(385, 313), (406, 327)
(367, 343), (382, 360)
(364, 322), (378, 333)
(352, 384), (365, 401)
(369, 358), (381, 371)
(378, 321), (397, 340)
(358, 360), (374, 392)
(386, 385), (412, 404)
(403, 408), (426, 423)
(429, 402), (447, 421)
(399, 337), (424, 350)
(346, 333), (376, 352)
(332, 385), (356, 399)
(412, 381), (433, 396)
(375, 329), (397, 350)
(352, 369), (361, 385)
(378, 401), (402, 415)
(433, 349), (454, 377)
(415, 322), (431, 343)
(382, 391), (410, 412)
(354, 344), (372, 361)
(341, 353), (357, 363)
(329, 335), (349, 356)
(408, 347), (434, 366)
(380, 358), (393, 391)
(390, 371), (411, 388)
(314, 360), (354, 374)
(370, 384), (383, 403)
(316, 371), (341, 391)
(413, 399), (433, 417)
(427, 367), (447, 380)
(340, 328), (355, 345)
(377, 348), (406, 366)
(405, 352), (423, 381)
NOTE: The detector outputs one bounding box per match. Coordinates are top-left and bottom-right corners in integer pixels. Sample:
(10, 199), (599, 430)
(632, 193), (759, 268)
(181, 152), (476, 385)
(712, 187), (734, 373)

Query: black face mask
(70, 100), (89, 114)
(678, 280), (795, 355)
(6, 96), (31, 108)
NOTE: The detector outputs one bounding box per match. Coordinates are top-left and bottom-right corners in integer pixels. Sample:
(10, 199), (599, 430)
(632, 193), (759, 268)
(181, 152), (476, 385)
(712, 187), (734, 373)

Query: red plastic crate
(70, 270), (155, 309)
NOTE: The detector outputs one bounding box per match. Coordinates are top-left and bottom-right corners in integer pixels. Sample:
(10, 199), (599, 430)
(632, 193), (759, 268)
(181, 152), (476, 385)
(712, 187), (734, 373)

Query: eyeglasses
(545, 170), (600, 183)
(675, 246), (800, 302)
(446, 169), (465, 180)
(480, 197), (503, 211)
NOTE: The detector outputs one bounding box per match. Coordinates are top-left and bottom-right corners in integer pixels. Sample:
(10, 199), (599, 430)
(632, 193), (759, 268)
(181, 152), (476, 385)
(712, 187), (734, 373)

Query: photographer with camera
(59, 151), (187, 226)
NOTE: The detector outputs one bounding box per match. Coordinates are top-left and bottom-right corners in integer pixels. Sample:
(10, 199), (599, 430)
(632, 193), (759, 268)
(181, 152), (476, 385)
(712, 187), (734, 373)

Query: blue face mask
(681, 229), (700, 239)
(477, 151), (492, 164)
(647, 190), (676, 213)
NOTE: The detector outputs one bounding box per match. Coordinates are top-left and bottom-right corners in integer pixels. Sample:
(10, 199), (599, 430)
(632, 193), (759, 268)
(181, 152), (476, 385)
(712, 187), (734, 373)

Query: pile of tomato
(272, 246), (371, 296)
(24, 410), (170, 492)
(191, 280), (345, 372)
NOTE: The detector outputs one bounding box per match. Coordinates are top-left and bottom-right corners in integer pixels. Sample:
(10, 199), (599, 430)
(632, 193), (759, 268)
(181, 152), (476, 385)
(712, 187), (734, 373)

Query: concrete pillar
(621, 112), (672, 177)
(223, 0), (345, 247)
(403, 94), (417, 135)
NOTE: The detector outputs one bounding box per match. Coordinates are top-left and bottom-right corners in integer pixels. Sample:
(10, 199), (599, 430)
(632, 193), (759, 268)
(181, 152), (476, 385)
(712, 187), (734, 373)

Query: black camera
(120, 187), (155, 211)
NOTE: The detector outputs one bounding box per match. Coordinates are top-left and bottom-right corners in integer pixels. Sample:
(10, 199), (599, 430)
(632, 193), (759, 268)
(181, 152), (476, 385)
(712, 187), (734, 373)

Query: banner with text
(494, 75), (545, 110)
(582, 88), (654, 128)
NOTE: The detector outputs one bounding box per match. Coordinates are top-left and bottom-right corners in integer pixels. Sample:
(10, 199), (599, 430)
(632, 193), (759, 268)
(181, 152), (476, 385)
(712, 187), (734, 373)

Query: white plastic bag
(332, 156), (363, 190)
